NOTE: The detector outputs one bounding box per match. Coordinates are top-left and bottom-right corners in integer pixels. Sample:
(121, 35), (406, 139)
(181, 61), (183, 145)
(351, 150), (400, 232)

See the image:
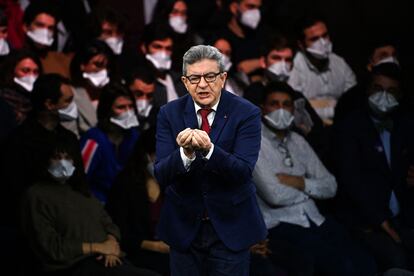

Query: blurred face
(182, 59), (227, 108)
(368, 75), (401, 99)
(14, 58), (40, 78)
(0, 26), (8, 39)
(129, 79), (155, 100)
(302, 21), (330, 48)
(80, 54), (108, 73)
(262, 91), (293, 115)
(146, 38), (173, 56)
(50, 151), (72, 163)
(264, 48), (293, 67)
(99, 21), (123, 40)
(170, 1), (187, 18)
(238, 0), (262, 13)
(45, 84), (74, 111)
(111, 96), (134, 116)
(214, 39), (232, 57)
(370, 45), (397, 65)
(26, 13), (56, 34)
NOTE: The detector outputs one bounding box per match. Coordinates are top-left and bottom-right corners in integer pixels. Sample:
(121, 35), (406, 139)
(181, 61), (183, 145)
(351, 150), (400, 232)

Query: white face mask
(222, 55), (233, 71)
(264, 108), (294, 130)
(240, 9), (261, 30)
(0, 38), (10, 56)
(267, 61), (291, 82)
(306, 38), (332, 59)
(368, 90), (399, 114)
(110, 109), (139, 129)
(48, 159), (75, 183)
(145, 51), (172, 70)
(136, 99), (153, 117)
(83, 69), (110, 88)
(58, 101), (78, 121)
(169, 16), (188, 34)
(374, 56), (400, 67)
(14, 75), (38, 92)
(26, 28), (54, 46)
(104, 37), (124, 55)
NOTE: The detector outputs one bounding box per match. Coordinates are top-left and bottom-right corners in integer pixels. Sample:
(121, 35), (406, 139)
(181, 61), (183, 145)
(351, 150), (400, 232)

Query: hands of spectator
(154, 241), (170, 254)
(177, 128), (195, 157)
(407, 165), (414, 188)
(381, 220), (402, 243)
(276, 174), (305, 191)
(250, 239), (272, 257)
(191, 129), (212, 152)
(96, 254), (123, 267)
(95, 237), (121, 256)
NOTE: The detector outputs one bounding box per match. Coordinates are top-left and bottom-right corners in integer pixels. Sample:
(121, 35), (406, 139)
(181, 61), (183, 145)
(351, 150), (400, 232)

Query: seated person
(333, 63), (414, 273)
(106, 128), (170, 276)
(253, 81), (377, 276)
(21, 140), (159, 276)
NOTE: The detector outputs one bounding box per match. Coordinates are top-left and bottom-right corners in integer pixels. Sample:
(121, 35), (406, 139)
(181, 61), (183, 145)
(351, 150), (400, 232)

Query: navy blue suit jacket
(333, 107), (414, 229)
(154, 90), (267, 252)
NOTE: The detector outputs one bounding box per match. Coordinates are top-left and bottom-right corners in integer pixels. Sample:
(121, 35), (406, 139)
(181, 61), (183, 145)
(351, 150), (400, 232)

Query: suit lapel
(183, 95), (198, 129)
(210, 91), (230, 143)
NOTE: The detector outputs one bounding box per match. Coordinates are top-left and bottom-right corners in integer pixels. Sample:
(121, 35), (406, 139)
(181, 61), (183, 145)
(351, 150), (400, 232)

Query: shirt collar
(193, 98), (220, 114)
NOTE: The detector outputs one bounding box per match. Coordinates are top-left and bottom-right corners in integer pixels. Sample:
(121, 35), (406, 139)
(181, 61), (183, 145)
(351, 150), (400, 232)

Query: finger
(105, 257), (109, 267)
(194, 130), (210, 144)
(191, 136), (201, 148)
(96, 255), (103, 260)
(192, 131), (208, 149)
(116, 257), (123, 266)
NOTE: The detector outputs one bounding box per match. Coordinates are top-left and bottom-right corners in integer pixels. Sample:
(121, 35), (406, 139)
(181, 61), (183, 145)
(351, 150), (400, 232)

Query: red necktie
(199, 108), (212, 134)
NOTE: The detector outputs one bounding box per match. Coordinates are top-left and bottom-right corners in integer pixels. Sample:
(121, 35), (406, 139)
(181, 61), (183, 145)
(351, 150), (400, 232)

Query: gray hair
(182, 45), (225, 76)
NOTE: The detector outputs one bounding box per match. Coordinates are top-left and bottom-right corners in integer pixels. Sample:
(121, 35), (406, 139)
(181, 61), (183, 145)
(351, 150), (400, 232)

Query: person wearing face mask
(80, 83), (140, 204)
(0, 74), (84, 273)
(243, 34), (328, 160)
(20, 141), (161, 276)
(251, 81), (377, 276)
(152, 0), (200, 72)
(367, 39), (400, 72)
(0, 51), (42, 138)
(21, 1), (74, 78)
(288, 14), (357, 126)
(0, 9), (11, 64)
(125, 65), (161, 131)
(333, 63), (414, 273)
(136, 24), (186, 106)
(219, 0), (269, 77)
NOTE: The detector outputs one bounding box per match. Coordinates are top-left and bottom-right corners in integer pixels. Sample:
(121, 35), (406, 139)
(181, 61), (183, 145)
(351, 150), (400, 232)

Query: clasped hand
(176, 128), (211, 157)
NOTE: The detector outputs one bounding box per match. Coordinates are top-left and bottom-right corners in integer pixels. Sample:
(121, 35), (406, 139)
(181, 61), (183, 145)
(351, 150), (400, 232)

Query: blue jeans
(170, 220), (250, 276)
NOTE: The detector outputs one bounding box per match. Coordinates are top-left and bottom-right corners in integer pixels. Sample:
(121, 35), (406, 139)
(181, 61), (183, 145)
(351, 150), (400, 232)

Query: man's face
(238, 0), (262, 13)
(262, 91), (293, 115)
(80, 54), (108, 73)
(146, 38), (173, 56)
(99, 21), (123, 40)
(0, 26), (8, 39)
(26, 13), (56, 34)
(45, 84), (73, 112)
(111, 96), (134, 116)
(368, 75), (401, 99)
(170, 1), (187, 19)
(264, 48), (294, 68)
(302, 21), (330, 48)
(182, 59), (227, 108)
(369, 45), (397, 68)
(14, 58), (39, 78)
(129, 79), (155, 101)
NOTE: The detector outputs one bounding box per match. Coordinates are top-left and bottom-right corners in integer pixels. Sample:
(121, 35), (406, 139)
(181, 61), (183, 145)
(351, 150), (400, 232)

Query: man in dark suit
(154, 45), (267, 275)
(333, 63), (414, 273)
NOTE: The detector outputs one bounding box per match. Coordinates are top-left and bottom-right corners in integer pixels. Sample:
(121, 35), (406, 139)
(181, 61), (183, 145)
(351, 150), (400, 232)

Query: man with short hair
(288, 14), (356, 125)
(253, 81), (377, 276)
(155, 45), (266, 275)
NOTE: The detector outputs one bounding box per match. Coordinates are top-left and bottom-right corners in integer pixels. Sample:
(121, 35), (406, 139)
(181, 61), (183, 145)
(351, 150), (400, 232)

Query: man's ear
(259, 56), (266, 68)
(22, 24), (28, 33)
(44, 99), (55, 111)
(140, 43), (147, 54)
(181, 76), (189, 91)
(297, 40), (305, 51)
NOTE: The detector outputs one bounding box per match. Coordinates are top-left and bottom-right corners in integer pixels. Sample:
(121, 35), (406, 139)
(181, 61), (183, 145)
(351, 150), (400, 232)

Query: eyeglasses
(185, 72), (222, 84)
(277, 142), (293, 167)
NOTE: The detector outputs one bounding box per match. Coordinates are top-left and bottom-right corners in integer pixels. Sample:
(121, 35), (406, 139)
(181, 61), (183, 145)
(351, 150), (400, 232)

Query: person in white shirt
(288, 14), (356, 125)
(253, 81), (376, 276)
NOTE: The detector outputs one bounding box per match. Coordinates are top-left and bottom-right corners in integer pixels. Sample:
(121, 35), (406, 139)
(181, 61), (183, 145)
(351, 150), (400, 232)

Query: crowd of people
(0, 0), (413, 275)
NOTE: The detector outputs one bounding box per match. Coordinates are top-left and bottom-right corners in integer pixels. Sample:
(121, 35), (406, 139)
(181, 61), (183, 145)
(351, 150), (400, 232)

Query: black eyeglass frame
(184, 72), (223, 84)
